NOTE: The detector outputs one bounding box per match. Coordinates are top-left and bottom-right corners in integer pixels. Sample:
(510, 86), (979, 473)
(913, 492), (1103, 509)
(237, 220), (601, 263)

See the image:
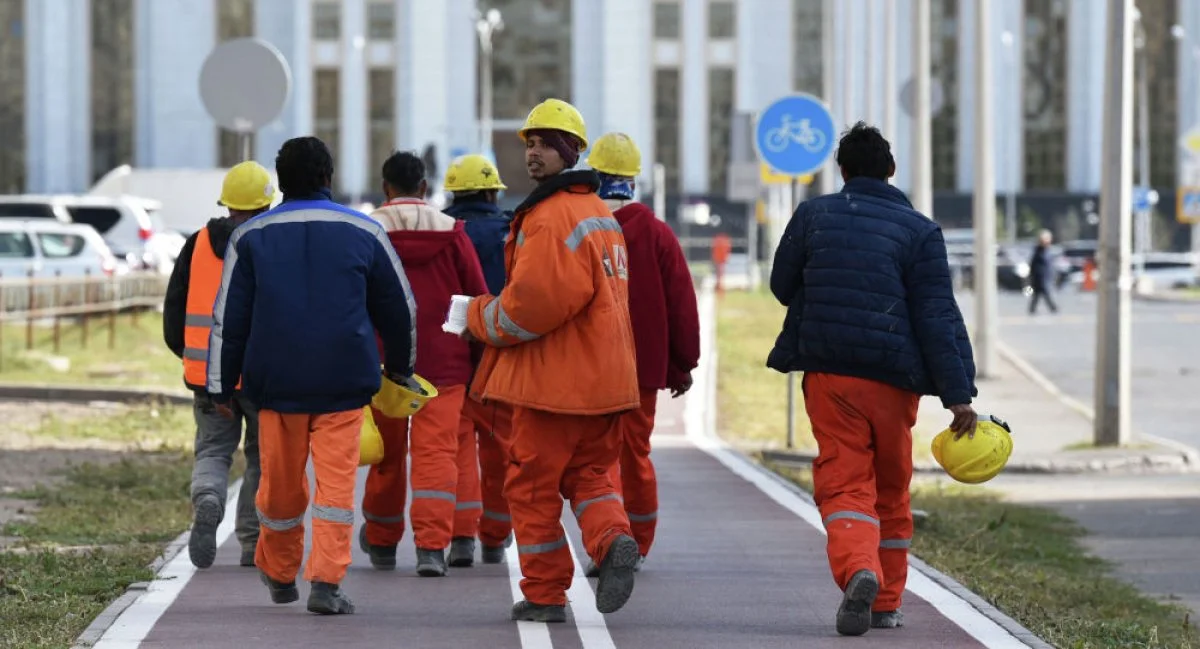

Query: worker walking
(465, 98), (640, 622)
(360, 151), (489, 577)
(208, 136), (417, 615)
(442, 153), (516, 565)
(583, 133), (700, 574)
(163, 161), (275, 570)
(767, 123), (978, 636)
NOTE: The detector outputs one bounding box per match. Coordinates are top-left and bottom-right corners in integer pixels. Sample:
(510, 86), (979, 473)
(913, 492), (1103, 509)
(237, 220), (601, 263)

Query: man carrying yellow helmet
(163, 160), (276, 570)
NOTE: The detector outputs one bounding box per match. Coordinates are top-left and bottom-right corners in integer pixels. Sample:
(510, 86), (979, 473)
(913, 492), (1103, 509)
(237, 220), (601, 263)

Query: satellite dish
(199, 38), (292, 133)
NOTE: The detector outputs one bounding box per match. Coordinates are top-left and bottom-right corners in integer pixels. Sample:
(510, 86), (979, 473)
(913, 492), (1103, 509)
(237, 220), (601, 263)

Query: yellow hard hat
(518, 98), (588, 151)
(219, 161), (276, 211)
(587, 132), (642, 177)
(930, 415), (1014, 484)
(359, 406), (384, 466)
(372, 372), (438, 419)
(444, 154), (508, 192)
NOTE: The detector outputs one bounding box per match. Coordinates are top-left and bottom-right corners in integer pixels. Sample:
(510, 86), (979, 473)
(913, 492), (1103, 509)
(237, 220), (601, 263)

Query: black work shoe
(584, 560), (600, 578)
(481, 544), (506, 564)
(836, 570), (880, 636)
(449, 537), (476, 567)
(188, 495), (221, 569)
(510, 600), (567, 623)
(871, 610), (904, 628)
(259, 570), (299, 604)
(416, 547), (448, 577)
(239, 544), (257, 568)
(307, 581), (355, 615)
(595, 534), (639, 614)
(358, 525), (396, 571)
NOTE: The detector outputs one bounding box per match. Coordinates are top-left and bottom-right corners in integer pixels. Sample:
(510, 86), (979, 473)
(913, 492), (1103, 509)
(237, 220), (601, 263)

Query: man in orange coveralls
(464, 98), (641, 623)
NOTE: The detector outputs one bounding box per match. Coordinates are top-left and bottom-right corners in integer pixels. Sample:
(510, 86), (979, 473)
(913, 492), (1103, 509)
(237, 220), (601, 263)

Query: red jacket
(612, 202), (701, 390)
(373, 200), (488, 388)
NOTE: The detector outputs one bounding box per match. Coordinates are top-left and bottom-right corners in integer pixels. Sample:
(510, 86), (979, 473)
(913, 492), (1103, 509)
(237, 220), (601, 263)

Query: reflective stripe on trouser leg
(562, 412), (631, 568)
(363, 407), (409, 547)
(453, 412), (483, 537)
(303, 408), (363, 585)
(409, 385), (466, 550)
(618, 388), (659, 556)
(255, 410), (312, 584)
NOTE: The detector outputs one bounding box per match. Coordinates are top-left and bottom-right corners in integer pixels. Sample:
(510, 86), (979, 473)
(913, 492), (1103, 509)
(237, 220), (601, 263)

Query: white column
(598, 0), (654, 179)
(956, 0), (1012, 193)
(1000, 0), (1024, 197)
(680, 0), (708, 194)
(956, 0), (976, 192)
(339, 0), (367, 198)
(254, 0), (313, 164)
(444, 0), (477, 158)
(571, 0), (605, 139)
(133, 0), (217, 168)
(397, 0), (449, 177)
(892, 0), (915, 193)
(24, 0), (90, 192)
(1067, 0), (1108, 192)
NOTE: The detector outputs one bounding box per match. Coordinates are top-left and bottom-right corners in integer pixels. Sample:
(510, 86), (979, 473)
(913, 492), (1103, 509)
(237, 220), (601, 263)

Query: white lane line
(564, 536), (616, 649)
(91, 480), (242, 648)
(505, 535), (555, 649)
(687, 285), (1037, 649)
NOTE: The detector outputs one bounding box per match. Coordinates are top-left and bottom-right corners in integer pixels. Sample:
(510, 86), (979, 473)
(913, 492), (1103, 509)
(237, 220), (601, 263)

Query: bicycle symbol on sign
(764, 114), (827, 154)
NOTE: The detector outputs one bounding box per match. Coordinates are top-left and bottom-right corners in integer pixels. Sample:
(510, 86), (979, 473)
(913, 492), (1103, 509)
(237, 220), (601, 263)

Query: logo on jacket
(602, 248), (614, 277)
(613, 244), (628, 280)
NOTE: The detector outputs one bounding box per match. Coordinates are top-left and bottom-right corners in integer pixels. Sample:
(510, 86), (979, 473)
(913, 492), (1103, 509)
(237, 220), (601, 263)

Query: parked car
(0, 194), (184, 275)
(1063, 252), (1199, 290)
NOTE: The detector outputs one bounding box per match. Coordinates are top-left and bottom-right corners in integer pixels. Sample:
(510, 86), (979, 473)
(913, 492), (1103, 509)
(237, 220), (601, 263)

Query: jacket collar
(281, 187), (334, 203)
(513, 169), (600, 215)
(840, 177), (913, 208)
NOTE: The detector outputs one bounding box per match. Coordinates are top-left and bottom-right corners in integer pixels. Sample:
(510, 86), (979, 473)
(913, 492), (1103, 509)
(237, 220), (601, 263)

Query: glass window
(0, 232), (34, 258)
(367, 1), (395, 40)
(312, 1), (340, 40)
(91, 0), (135, 183)
(66, 207), (123, 234)
(1138, 0), (1178, 189)
(0, 203), (55, 218)
(708, 1), (735, 39)
(930, 0), (958, 191)
(0, 0), (25, 193)
(217, 0), (255, 166)
(655, 68), (681, 192)
(37, 233), (86, 258)
(654, 2), (680, 40)
(369, 68), (396, 179)
(1021, 0), (1066, 190)
(485, 0), (572, 120)
(708, 68), (735, 192)
(792, 0), (822, 94)
(314, 70), (341, 166)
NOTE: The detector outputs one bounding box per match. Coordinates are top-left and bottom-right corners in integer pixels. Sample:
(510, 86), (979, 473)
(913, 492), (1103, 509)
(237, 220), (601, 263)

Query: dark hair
(834, 122), (894, 181)
(382, 151), (426, 195)
(275, 136), (334, 196)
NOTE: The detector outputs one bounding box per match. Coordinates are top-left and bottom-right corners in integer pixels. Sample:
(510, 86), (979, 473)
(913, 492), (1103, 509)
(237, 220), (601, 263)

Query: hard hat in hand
(359, 406), (385, 466)
(931, 415), (1013, 484)
(372, 372), (438, 419)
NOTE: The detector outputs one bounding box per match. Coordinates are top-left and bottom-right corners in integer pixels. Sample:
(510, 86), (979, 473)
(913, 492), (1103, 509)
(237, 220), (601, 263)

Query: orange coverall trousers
(803, 372), (919, 613)
(606, 389), (659, 557)
(362, 384), (466, 551)
(508, 406), (633, 606)
(457, 399), (514, 547)
(255, 408), (361, 585)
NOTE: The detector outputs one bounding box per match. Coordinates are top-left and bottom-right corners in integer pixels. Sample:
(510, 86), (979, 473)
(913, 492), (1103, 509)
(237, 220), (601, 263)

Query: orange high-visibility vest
(182, 228), (239, 390)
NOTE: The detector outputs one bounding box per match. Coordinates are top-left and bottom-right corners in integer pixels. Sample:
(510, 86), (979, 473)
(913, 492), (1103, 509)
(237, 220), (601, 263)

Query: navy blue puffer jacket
(766, 177), (977, 407)
(442, 199), (512, 295)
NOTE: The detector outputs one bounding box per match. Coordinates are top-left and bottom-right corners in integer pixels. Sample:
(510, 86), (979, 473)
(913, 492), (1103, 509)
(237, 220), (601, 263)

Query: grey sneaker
(358, 525), (396, 571)
(259, 570), (299, 604)
(836, 570), (880, 636)
(307, 581), (354, 615)
(595, 534), (639, 614)
(511, 600), (567, 623)
(872, 610), (904, 628)
(188, 495), (221, 569)
(239, 544), (257, 568)
(449, 537), (476, 567)
(481, 544), (506, 564)
(416, 547), (448, 577)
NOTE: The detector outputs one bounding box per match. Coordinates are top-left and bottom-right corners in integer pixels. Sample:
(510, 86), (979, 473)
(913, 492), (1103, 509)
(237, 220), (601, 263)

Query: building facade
(0, 0), (1195, 207)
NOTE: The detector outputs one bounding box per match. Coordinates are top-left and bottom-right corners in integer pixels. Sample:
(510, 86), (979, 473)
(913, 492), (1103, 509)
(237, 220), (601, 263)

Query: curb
(1132, 291), (1200, 304)
(762, 446), (1197, 476)
(0, 382), (192, 406)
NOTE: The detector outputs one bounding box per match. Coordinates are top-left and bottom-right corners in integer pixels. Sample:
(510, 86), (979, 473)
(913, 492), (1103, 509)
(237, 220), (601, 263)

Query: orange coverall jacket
(466, 170), (639, 416)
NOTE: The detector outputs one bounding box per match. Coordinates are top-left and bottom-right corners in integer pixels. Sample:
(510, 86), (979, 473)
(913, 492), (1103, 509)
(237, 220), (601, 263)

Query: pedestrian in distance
(163, 161), (275, 570)
(1028, 229), (1060, 314)
(767, 122), (979, 637)
(462, 98), (641, 623)
(442, 153), (518, 566)
(207, 136), (417, 615)
(582, 132), (700, 576)
(359, 151), (489, 576)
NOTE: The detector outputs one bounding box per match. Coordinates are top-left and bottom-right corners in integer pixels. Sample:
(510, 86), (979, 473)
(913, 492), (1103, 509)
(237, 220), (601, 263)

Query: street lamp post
(476, 8), (504, 157)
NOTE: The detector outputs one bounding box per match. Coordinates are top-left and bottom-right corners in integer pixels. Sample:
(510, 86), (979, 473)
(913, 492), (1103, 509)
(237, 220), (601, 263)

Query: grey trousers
(191, 392), (261, 551)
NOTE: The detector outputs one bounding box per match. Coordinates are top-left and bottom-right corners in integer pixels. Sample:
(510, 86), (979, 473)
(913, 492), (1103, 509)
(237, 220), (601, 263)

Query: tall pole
(973, 0), (998, 379)
(1003, 31), (1018, 243)
(1135, 17), (1151, 280)
(1095, 0), (1135, 447)
(882, 0), (897, 141)
(911, 0), (934, 217)
(819, 0), (837, 194)
(476, 10), (503, 157)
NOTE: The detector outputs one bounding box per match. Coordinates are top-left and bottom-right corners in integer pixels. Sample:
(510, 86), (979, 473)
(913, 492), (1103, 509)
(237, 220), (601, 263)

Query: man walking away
(208, 136), (417, 615)
(442, 153), (516, 566)
(360, 151), (489, 576)
(163, 161), (274, 569)
(583, 133), (700, 575)
(767, 122), (978, 636)
(465, 98), (640, 623)
(1028, 229), (1059, 314)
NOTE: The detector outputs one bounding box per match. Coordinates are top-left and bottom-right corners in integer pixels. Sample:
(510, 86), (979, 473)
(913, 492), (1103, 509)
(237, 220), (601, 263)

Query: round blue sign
(753, 93), (837, 176)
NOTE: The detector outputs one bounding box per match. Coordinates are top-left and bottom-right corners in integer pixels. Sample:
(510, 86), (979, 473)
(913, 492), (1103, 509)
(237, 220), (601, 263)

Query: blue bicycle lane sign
(753, 93), (837, 177)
